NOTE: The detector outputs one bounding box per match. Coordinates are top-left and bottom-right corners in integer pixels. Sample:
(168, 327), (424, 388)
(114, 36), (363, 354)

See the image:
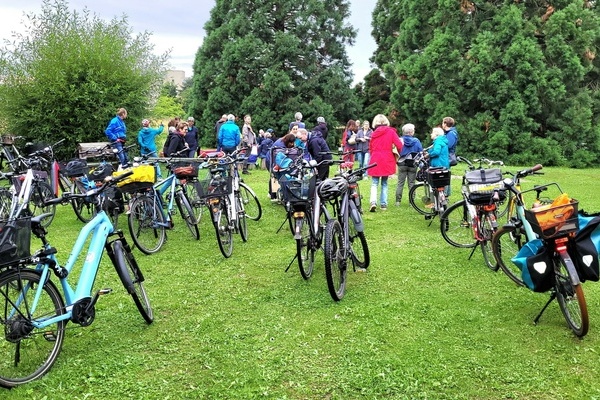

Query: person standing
(341, 120), (358, 164)
(427, 127), (449, 168)
(184, 117), (199, 158)
(241, 114), (257, 174)
(218, 114), (241, 154)
(367, 114), (403, 212)
(306, 128), (333, 181)
(138, 118), (164, 179)
(311, 116), (329, 140)
(289, 112), (305, 130)
(355, 120), (372, 170)
(215, 114), (227, 139)
(442, 116), (458, 164)
(164, 122), (189, 157)
(395, 123), (423, 206)
(258, 130), (274, 169)
(105, 107), (129, 168)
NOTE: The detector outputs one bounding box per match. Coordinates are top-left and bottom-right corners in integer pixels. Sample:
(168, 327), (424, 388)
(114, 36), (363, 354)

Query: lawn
(4, 165), (600, 399)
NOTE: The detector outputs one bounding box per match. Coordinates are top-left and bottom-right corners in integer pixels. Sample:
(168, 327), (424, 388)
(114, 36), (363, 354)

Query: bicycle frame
(154, 172), (180, 226)
(9, 210), (116, 329)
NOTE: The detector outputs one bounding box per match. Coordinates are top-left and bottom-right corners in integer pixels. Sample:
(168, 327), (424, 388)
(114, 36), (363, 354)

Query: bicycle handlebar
(45, 170), (135, 206)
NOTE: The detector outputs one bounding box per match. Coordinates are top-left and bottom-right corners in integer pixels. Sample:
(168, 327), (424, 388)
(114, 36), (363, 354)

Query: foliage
(189, 0), (359, 148)
(0, 0), (169, 160)
(372, 0), (600, 167)
(151, 95), (185, 120)
(354, 68), (393, 126)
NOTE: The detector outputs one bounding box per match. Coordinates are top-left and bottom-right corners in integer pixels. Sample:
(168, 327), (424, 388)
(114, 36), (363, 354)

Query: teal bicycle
(0, 171), (153, 387)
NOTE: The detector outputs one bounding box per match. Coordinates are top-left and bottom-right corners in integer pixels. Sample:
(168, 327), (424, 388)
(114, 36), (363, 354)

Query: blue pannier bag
(512, 239), (554, 292)
(570, 213), (600, 283)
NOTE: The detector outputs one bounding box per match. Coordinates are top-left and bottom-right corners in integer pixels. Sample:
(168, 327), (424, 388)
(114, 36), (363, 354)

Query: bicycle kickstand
(467, 244), (478, 260)
(533, 292), (557, 325)
(284, 253), (298, 272)
(276, 213), (291, 234)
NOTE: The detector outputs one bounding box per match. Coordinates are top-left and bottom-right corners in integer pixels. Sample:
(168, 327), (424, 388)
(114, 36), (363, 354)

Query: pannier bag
(524, 194), (578, 239)
(571, 212), (600, 282)
(512, 239), (555, 292)
(464, 168), (504, 205)
(65, 159), (88, 177)
(113, 164), (156, 193)
(0, 218), (32, 266)
(172, 161), (200, 179)
(426, 168), (451, 188)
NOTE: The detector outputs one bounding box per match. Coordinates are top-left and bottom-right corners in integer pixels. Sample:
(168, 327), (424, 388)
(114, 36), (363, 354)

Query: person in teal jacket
(217, 114), (241, 153)
(427, 127), (449, 168)
(138, 118), (164, 179)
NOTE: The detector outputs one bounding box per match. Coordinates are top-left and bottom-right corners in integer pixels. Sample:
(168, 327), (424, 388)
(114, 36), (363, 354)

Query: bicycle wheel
(496, 191), (512, 219)
(71, 180), (94, 223)
(480, 212), (498, 271)
(235, 193), (248, 242)
(57, 171), (73, 195)
(349, 208), (369, 269)
(408, 182), (435, 217)
(0, 269), (66, 388)
(112, 240), (154, 324)
(0, 188), (11, 220)
(30, 181), (56, 227)
(492, 225), (525, 286)
(175, 190), (200, 240)
(239, 182), (262, 221)
(186, 180), (204, 224)
(554, 255), (589, 337)
(128, 194), (166, 255)
(324, 219), (347, 301)
(295, 214), (314, 280)
(439, 200), (476, 248)
(211, 198), (233, 258)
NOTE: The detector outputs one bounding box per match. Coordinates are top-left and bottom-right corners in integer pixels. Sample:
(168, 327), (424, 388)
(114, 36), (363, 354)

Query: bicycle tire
(57, 171), (73, 195)
(30, 181), (56, 227)
(491, 225), (525, 286)
(295, 214), (314, 280)
(112, 240), (154, 324)
(0, 269), (66, 388)
(186, 180), (204, 224)
(235, 193), (248, 242)
(554, 255), (589, 337)
(70, 180), (95, 223)
(439, 200), (477, 248)
(324, 219), (347, 301)
(211, 198), (233, 258)
(349, 205), (369, 269)
(239, 182), (262, 221)
(480, 211), (498, 271)
(128, 194), (166, 255)
(175, 190), (200, 240)
(408, 182), (435, 217)
(496, 190), (512, 219)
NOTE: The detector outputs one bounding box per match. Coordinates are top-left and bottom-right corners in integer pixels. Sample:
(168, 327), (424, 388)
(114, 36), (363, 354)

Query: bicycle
(321, 162), (376, 301)
(279, 157), (332, 280)
(195, 150), (250, 258)
(492, 177), (588, 337)
(439, 157), (505, 270)
(408, 150), (451, 223)
(0, 171), (153, 387)
(125, 156), (199, 255)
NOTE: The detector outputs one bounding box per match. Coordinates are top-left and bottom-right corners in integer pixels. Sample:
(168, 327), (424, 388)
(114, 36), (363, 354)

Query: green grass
(4, 165), (600, 399)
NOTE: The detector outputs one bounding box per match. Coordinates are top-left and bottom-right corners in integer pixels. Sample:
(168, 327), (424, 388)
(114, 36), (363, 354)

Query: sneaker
(369, 203), (376, 212)
(242, 170), (251, 175)
(381, 205), (387, 211)
(395, 202), (400, 207)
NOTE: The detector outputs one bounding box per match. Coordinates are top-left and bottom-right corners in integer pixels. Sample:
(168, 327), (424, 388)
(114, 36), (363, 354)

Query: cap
(317, 116), (325, 123)
(187, 117), (195, 122)
(142, 119), (150, 127)
(266, 128), (274, 133)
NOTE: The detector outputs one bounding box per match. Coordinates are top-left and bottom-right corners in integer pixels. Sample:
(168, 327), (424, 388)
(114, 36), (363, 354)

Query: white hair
(294, 112), (302, 121)
(402, 123), (415, 135)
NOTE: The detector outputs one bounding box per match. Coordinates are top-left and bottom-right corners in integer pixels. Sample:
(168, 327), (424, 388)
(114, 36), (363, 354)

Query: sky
(0, 0), (378, 85)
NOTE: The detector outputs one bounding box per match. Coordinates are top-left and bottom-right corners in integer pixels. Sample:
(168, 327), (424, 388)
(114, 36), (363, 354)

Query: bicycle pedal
(43, 331), (57, 342)
(98, 288), (113, 295)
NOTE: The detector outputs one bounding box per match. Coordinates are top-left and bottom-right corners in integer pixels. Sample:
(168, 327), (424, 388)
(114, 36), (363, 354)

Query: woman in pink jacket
(368, 114), (403, 212)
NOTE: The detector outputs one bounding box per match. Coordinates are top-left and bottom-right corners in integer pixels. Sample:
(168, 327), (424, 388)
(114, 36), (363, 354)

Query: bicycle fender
(559, 251), (581, 286)
(349, 202), (364, 232)
(294, 217), (303, 240)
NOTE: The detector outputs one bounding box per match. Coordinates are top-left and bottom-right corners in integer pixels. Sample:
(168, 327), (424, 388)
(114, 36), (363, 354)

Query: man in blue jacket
(396, 123), (423, 205)
(105, 107), (128, 168)
(217, 114), (241, 154)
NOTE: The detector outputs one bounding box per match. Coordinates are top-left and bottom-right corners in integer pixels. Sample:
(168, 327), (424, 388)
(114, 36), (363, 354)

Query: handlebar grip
(531, 164), (543, 172)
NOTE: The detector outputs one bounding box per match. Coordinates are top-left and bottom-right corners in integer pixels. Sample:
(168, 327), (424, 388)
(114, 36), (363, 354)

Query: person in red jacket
(367, 114), (403, 212)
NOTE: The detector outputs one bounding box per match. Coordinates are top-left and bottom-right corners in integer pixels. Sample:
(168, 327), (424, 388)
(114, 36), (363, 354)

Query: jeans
(112, 140), (128, 167)
(187, 147), (198, 158)
(396, 163), (417, 202)
(356, 151), (369, 170)
(370, 176), (388, 206)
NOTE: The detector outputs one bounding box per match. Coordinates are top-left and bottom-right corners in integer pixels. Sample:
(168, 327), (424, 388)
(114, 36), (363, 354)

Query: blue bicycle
(0, 171), (153, 387)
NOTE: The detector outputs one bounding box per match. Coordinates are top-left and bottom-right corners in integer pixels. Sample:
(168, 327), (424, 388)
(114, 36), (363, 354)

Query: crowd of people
(104, 108), (459, 208)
